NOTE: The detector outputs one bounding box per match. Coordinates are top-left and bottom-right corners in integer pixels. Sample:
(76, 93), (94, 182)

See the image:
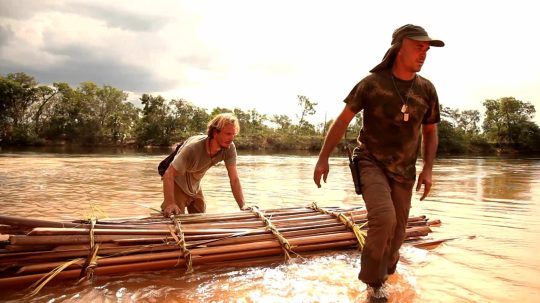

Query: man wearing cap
(313, 24), (444, 301)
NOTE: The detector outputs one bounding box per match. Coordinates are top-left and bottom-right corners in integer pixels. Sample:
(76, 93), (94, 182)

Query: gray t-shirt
(171, 135), (237, 196)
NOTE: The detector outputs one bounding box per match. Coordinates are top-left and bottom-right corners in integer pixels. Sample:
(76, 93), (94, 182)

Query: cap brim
(408, 35), (445, 47)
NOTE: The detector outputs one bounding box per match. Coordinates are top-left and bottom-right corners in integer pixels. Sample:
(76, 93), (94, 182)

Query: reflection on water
(1, 152), (540, 302)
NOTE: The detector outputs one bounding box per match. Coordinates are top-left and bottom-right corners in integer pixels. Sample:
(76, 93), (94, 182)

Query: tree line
(1, 72), (539, 154)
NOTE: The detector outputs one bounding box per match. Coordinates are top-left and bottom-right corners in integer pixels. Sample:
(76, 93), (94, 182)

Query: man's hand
(162, 204), (181, 217)
(313, 158), (329, 188)
(415, 169), (433, 201)
(240, 205), (252, 211)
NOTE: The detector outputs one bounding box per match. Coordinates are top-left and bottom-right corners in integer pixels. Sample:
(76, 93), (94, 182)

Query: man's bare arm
(313, 105), (356, 188)
(162, 165), (181, 216)
(226, 163), (248, 210)
(416, 123), (438, 200)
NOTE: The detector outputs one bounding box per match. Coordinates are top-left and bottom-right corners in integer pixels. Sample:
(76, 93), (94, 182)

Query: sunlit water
(0, 150), (539, 302)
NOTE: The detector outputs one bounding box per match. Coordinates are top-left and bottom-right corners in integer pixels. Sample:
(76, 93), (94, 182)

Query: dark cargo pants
(357, 158), (414, 285)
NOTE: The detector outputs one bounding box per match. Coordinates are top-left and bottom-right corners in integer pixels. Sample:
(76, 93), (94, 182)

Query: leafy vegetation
(1, 72), (539, 155)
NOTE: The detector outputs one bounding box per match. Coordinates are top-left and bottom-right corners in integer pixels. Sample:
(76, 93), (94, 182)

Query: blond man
(161, 113), (249, 216)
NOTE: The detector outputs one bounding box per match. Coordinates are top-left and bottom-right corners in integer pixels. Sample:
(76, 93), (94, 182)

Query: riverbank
(2, 133), (539, 156)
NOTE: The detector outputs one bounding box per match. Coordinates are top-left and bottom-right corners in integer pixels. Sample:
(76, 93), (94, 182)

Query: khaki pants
(161, 183), (206, 214)
(357, 158), (414, 286)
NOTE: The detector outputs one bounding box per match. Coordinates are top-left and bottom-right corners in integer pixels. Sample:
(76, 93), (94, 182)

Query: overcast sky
(1, 0), (539, 125)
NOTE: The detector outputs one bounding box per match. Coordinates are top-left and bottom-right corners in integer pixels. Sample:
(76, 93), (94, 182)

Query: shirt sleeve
(343, 82), (363, 114)
(344, 75), (375, 114)
(422, 82), (441, 125)
(224, 143), (237, 166)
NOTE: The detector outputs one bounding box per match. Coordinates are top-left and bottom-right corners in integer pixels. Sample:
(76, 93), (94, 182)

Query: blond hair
(207, 113), (240, 138)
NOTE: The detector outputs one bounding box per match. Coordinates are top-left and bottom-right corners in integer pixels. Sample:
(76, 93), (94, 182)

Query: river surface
(0, 149), (539, 303)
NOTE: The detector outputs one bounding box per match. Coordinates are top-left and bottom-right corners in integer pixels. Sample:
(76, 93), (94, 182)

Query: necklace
(391, 75), (416, 122)
(206, 138), (214, 156)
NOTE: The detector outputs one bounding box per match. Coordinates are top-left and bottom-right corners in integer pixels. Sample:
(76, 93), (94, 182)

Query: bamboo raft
(0, 204), (442, 293)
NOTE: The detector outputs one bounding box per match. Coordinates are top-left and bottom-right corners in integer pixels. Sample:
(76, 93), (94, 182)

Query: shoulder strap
(157, 142), (184, 176)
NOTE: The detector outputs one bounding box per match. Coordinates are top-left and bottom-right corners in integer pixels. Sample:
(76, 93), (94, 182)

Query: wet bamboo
(4, 217), (429, 255)
(0, 207), (367, 229)
(1, 208), (368, 236)
(0, 238), (356, 289)
(9, 229), (358, 274)
(0, 209), (434, 290)
(0, 225), (337, 263)
(4, 245), (55, 252)
(197, 225), (349, 248)
(27, 227), (257, 236)
(0, 225), (433, 288)
(8, 234), (165, 246)
(0, 244), (178, 265)
(88, 207), (366, 228)
(427, 219), (441, 226)
(0, 215), (78, 229)
(1, 223), (426, 266)
(25, 213), (421, 239)
(14, 235), (362, 277)
(13, 216), (362, 246)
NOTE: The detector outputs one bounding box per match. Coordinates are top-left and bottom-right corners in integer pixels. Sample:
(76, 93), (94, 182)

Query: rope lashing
(250, 206), (294, 260)
(79, 217), (100, 281)
(169, 215), (193, 273)
(310, 202), (366, 250)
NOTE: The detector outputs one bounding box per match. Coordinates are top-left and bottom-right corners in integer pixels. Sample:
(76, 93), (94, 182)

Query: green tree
(135, 94), (170, 146)
(437, 119), (467, 154)
(245, 108), (268, 135)
(77, 82), (103, 143)
(441, 106), (480, 135)
(170, 99), (209, 138)
(483, 97), (536, 147)
(95, 84), (130, 143)
(112, 101), (140, 143)
(296, 95), (317, 135)
(232, 108), (250, 135)
(458, 110), (481, 135)
(31, 85), (59, 137)
(271, 114), (292, 133)
(0, 72), (40, 144)
(43, 82), (84, 142)
(210, 107), (233, 116)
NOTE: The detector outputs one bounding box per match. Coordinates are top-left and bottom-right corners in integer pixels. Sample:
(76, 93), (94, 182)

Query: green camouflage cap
(370, 24), (444, 73)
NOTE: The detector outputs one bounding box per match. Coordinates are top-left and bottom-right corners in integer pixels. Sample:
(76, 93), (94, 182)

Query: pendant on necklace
(401, 104), (409, 121)
(401, 104), (408, 113)
(392, 74), (416, 124)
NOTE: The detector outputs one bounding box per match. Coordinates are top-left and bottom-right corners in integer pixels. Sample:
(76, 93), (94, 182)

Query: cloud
(0, 1), (181, 93)
(1, 0), (539, 125)
(0, 0), (55, 19)
(0, 23), (14, 47)
(62, 2), (169, 32)
(0, 0), (168, 32)
(1, 40), (176, 92)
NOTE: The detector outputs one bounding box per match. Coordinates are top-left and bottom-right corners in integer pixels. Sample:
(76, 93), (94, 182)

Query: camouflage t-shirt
(345, 69), (440, 182)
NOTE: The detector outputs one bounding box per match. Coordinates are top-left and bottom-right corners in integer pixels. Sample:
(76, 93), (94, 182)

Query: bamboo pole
(0, 215), (78, 229)
(0, 244), (177, 264)
(0, 206), (440, 291)
(0, 224), (427, 267)
(8, 234), (164, 246)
